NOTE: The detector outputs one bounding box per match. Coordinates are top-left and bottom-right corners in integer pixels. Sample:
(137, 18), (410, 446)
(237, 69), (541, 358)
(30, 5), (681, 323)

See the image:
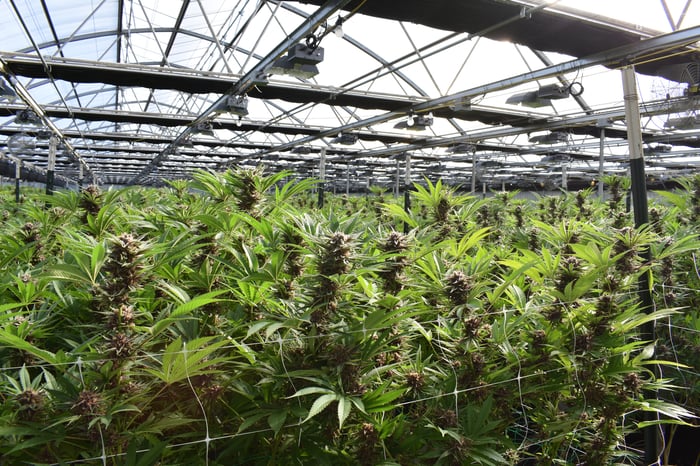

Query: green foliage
(0, 171), (698, 464)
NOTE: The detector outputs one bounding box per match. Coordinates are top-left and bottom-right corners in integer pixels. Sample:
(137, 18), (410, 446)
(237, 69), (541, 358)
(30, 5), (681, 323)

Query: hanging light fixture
(394, 111), (433, 130)
(193, 121), (216, 137)
(14, 109), (42, 125)
(0, 76), (18, 101)
(291, 146), (314, 154)
(213, 94), (249, 117)
(268, 35), (324, 79)
(447, 143), (477, 154)
(507, 83), (573, 108)
(36, 127), (53, 140)
(664, 115), (700, 129)
(332, 16), (344, 38)
(331, 132), (358, 145)
(528, 131), (568, 144)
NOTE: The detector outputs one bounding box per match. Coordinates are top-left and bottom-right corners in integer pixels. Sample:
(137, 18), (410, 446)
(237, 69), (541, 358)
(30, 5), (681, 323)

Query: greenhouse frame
(0, 1), (699, 465)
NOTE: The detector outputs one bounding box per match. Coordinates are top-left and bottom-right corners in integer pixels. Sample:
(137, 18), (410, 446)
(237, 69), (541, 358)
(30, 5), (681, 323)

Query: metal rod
(318, 147), (326, 208)
(395, 159), (400, 198)
(404, 154), (411, 233)
(46, 136), (57, 195)
(598, 127), (605, 197)
(622, 65), (657, 465)
(561, 163), (567, 192)
(15, 158), (20, 203)
(345, 162), (350, 196)
(253, 25), (700, 157)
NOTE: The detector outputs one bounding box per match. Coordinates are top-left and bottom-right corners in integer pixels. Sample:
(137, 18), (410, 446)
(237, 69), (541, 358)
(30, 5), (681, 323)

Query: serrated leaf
(0, 331), (57, 365)
(247, 320), (272, 338)
(170, 290), (227, 317)
(237, 412), (267, 434)
(288, 386), (334, 398)
(304, 393), (338, 423)
(382, 203), (418, 228)
(337, 397), (352, 429)
(268, 410), (288, 435)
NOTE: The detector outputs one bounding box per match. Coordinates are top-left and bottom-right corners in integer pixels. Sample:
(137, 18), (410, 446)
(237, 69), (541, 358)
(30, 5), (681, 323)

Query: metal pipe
(345, 162), (350, 195)
(46, 136), (57, 195)
(598, 127), (605, 197)
(253, 25), (700, 157)
(15, 158), (20, 203)
(318, 147), (326, 208)
(404, 154), (411, 233)
(622, 65), (657, 465)
(395, 159), (400, 197)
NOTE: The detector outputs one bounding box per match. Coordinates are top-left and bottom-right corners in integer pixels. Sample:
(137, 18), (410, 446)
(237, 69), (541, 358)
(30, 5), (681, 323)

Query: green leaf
(638, 399), (696, 421)
(233, 340), (256, 364)
(337, 396), (352, 429)
(612, 307), (681, 334)
(151, 291), (227, 336)
(237, 412), (267, 434)
(363, 384), (406, 413)
(407, 318), (432, 343)
(142, 336), (229, 384)
(125, 439), (166, 466)
(450, 227), (491, 257)
(304, 393), (338, 423)
(268, 410), (288, 435)
(288, 386), (335, 398)
(171, 290), (228, 316)
(0, 331), (57, 365)
(0, 302), (27, 313)
(382, 203), (418, 228)
(632, 342), (656, 364)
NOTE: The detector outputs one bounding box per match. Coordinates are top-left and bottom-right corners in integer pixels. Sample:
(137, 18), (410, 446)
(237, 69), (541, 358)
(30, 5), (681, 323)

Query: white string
(563, 306), (588, 460)
(75, 357), (107, 466)
(434, 315), (459, 425)
(276, 335), (304, 448)
(502, 304), (529, 451)
(3, 283), (689, 464)
(665, 323), (700, 335)
(1, 291), (650, 373)
(50, 351), (669, 465)
(182, 340), (210, 466)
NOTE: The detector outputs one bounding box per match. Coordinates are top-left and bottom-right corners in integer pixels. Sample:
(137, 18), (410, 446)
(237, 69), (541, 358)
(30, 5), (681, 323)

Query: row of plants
(0, 170), (698, 465)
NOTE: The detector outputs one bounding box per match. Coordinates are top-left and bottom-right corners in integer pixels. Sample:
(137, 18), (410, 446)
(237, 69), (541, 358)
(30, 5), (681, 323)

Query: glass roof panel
(0, 0), (698, 187)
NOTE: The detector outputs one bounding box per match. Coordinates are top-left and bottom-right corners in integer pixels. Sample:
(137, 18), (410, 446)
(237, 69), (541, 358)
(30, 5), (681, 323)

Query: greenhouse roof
(1, 0), (700, 190)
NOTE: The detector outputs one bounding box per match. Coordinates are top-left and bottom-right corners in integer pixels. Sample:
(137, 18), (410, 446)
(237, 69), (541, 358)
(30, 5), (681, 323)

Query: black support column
(15, 158), (21, 203)
(403, 153), (411, 233)
(318, 147), (326, 208)
(46, 136), (57, 196)
(622, 65), (657, 465)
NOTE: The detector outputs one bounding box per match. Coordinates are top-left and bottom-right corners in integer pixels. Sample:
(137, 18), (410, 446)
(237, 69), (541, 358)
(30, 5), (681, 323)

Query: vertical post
(404, 153), (411, 233)
(395, 159), (400, 198)
(78, 163), (84, 191)
(345, 163), (350, 196)
(46, 136), (57, 196)
(561, 163), (567, 192)
(318, 147), (326, 208)
(15, 157), (21, 203)
(471, 153), (478, 193)
(622, 65), (656, 465)
(598, 127), (605, 197)
(482, 181), (487, 198)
